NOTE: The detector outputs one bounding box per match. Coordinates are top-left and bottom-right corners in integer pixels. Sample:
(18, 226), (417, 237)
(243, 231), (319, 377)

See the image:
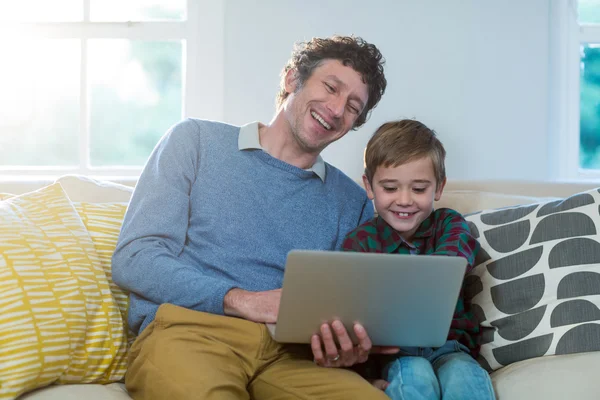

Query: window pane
(580, 44), (600, 169)
(0, 39), (79, 167)
(90, 0), (185, 21)
(88, 40), (182, 167)
(0, 0), (82, 22)
(579, 0), (600, 24)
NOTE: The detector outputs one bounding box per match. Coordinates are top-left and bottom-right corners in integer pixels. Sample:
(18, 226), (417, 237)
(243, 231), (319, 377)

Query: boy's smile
(363, 157), (446, 242)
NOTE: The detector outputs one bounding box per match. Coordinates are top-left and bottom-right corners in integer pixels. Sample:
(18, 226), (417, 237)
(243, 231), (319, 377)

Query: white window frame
(0, 0), (224, 181)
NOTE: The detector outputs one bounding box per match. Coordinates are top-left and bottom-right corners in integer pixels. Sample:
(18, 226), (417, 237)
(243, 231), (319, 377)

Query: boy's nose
(395, 191), (413, 206)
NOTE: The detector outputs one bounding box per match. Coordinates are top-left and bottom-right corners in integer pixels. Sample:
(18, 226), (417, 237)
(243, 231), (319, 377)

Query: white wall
(194, 0), (553, 182)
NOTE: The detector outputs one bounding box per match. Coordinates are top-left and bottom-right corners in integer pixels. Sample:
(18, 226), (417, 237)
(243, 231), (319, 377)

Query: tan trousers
(125, 304), (388, 400)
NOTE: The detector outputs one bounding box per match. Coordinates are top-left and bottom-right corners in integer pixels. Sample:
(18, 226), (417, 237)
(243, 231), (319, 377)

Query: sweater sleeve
(111, 119), (236, 316)
(432, 209), (480, 273)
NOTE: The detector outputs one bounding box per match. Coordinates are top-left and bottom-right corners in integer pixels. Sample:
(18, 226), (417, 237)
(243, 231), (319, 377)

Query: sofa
(2, 175), (600, 400)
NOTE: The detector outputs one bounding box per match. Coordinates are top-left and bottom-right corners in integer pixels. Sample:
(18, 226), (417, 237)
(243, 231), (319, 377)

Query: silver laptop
(266, 250), (467, 347)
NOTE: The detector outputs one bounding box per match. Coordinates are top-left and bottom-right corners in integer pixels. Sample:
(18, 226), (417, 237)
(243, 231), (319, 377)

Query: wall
(194, 0), (552, 182)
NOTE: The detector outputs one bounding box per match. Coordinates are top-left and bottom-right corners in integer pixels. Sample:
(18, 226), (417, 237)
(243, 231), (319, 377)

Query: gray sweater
(112, 119), (374, 334)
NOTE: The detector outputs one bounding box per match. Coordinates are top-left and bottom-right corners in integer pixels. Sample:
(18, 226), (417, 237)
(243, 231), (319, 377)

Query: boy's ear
(434, 177), (447, 201)
(362, 174), (375, 200)
(284, 68), (298, 94)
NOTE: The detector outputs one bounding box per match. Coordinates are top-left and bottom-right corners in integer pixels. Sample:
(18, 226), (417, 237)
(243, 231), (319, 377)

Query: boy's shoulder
(344, 217), (379, 241)
(427, 208), (471, 232)
(432, 207), (465, 219)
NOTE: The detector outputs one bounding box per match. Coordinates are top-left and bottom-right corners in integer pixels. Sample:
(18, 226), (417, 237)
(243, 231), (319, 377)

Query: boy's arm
(432, 209), (480, 273)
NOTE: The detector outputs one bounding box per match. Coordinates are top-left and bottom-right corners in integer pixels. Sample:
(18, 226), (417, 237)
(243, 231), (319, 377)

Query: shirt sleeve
(432, 209), (480, 273)
(341, 228), (368, 252)
(111, 119), (236, 317)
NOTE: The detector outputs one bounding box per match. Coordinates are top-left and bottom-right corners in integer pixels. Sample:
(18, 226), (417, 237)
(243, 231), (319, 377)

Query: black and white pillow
(465, 188), (600, 371)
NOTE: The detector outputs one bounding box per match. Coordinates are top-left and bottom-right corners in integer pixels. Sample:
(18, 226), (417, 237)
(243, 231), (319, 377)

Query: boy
(342, 120), (495, 399)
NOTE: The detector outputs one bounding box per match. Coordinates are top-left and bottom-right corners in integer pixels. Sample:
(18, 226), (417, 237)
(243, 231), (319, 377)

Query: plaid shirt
(342, 208), (481, 356)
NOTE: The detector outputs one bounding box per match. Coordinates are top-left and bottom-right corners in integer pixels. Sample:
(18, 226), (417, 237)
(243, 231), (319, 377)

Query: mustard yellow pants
(125, 304), (388, 400)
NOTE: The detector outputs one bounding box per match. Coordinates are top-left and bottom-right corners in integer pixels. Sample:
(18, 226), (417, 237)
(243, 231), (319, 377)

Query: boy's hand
(311, 321), (399, 368)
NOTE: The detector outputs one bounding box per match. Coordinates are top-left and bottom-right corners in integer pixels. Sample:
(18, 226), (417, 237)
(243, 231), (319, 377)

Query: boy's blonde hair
(364, 119), (446, 187)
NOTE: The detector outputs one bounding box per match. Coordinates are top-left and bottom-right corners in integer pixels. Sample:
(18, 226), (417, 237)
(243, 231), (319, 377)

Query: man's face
(283, 59), (369, 154)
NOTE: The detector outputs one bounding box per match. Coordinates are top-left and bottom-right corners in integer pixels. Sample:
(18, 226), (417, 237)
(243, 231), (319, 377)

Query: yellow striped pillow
(72, 202), (135, 347)
(0, 183), (128, 400)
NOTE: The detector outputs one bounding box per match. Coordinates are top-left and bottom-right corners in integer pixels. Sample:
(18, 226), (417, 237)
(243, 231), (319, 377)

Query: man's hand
(311, 321), (399, 368)
(223, 288), (281, 323)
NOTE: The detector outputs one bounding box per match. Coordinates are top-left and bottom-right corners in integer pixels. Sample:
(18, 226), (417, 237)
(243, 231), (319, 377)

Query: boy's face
(363, 156), (446, 242)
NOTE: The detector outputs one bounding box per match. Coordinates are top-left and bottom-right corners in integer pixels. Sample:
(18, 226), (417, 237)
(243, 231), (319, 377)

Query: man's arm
(432, 209), (480, 273)
(223, 288), (281, 323)
(112, 119), (235, 316)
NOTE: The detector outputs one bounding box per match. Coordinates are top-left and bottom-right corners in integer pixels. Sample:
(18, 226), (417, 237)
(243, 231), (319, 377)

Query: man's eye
(324, 83), (335, 93)
(347, 105), (359, 114)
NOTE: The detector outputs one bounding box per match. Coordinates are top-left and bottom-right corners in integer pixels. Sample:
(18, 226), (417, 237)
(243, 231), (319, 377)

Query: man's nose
(326, 95), (345, 118)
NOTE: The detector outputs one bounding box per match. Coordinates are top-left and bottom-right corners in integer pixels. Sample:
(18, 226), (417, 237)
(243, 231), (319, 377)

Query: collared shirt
(342, 208), (481, 355)
(238, 122), (326, 182)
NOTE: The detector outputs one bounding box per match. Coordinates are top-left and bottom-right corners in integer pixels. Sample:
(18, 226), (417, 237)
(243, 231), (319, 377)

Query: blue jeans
(384, 340), (495, 400)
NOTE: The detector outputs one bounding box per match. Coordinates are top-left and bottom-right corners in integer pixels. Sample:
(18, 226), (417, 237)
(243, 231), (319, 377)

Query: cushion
(490, 350), (600, 400)
(72, 202), (134, 346)
(465, 188), (600, 371)
(55, 175), (133, 203)
(0, 183), (128, 399)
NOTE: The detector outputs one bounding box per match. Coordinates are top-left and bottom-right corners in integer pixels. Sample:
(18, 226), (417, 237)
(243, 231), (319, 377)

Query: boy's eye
(383, 187), (397, 193)
(413, 188), (426, 193)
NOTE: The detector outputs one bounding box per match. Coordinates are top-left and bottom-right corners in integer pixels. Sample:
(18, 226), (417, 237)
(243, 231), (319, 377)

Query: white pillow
(55, 175), (133, 203)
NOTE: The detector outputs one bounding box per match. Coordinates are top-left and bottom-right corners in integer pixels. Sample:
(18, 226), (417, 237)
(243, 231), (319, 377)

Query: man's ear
(434, 177), (447, 201)
(284, 68), (299, 94)
(362, 174), (375, 200)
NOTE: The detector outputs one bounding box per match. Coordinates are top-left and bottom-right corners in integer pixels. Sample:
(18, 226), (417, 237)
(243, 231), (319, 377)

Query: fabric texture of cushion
(72, 202), (134, 346)
(465, 188), (600, 371)
(55, 175), (133, 203)
(0, 183), (128, 400)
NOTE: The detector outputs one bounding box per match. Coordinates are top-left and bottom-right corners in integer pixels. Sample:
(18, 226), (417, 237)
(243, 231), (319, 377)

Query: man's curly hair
(276, 35), (386, 129)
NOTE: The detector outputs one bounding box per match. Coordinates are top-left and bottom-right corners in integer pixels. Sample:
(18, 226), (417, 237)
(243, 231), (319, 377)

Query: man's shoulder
(176, 118), (240, 136)
(162, 119), (240, 149)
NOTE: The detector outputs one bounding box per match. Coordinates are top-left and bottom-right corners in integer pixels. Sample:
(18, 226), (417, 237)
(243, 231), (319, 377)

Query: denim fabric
(384, 340), (495, 400)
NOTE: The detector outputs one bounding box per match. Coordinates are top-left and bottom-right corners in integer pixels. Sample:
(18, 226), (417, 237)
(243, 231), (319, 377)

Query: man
(112, 35), (397, 399)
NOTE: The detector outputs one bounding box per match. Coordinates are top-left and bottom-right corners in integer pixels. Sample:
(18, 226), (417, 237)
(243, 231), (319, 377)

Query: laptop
(266, 250), (467, 347)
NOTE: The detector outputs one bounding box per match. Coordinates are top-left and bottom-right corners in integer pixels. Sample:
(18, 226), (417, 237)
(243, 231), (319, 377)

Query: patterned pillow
(0, 184), (128, 400)
(464, 188), (600, 371)
(73, 202), (134, 347)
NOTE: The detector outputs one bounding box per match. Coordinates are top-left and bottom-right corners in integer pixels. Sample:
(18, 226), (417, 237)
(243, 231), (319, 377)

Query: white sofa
(4, 176), (600, 400)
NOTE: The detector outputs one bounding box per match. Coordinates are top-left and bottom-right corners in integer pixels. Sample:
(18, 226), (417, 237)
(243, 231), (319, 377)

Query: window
(580, 0), (600, 171)
(0, 0), (205, 178)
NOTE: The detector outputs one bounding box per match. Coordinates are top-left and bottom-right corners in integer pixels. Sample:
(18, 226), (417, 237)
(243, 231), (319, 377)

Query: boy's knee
(387, 356), (436, 383)
(386, 357), (440, 400)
